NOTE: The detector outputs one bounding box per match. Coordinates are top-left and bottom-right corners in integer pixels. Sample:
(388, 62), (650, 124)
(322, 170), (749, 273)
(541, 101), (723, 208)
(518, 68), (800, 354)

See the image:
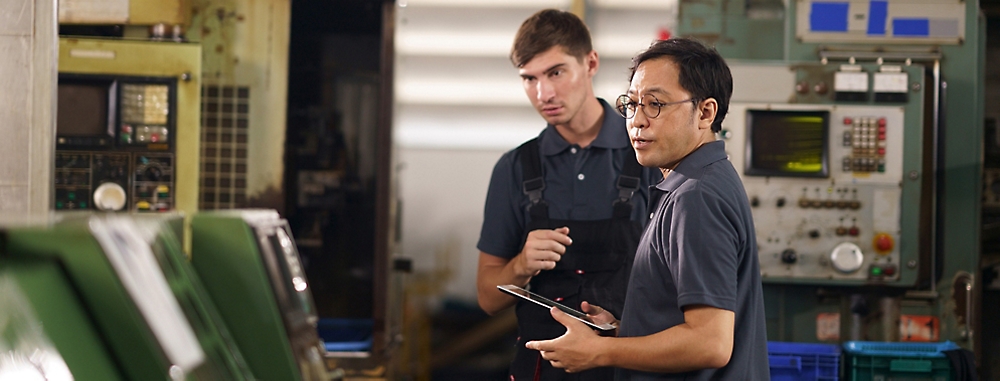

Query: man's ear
(586, 50), (599, 76)
(697, 98), (718, 130)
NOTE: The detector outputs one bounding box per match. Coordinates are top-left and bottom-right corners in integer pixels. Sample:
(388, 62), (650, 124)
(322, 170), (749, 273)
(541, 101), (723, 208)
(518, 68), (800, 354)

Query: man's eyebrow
(543, 63), (566, 75)
(626, 87), (669, 97)
(520, 63), (567, 79)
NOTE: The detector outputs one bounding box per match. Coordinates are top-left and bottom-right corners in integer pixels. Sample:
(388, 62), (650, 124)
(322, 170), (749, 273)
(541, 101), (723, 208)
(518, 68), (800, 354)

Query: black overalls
(510, 138), (644, 381)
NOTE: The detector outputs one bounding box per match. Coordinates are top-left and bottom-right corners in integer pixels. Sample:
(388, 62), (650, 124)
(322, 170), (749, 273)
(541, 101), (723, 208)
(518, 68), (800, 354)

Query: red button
(151, 134), (160, 142)
(878, 148), (886, 155)
(874, 233), (894, 253)
(849, 227), (860, 236)
(844, 117), (853, 125)
(883, 265), (896, 275)
(554, 297), (564, 302)
(878, 133), (886, 140)
(878, 118), (887, 127)
(575, 269), (585, 275)
(878, 126), (886, 133)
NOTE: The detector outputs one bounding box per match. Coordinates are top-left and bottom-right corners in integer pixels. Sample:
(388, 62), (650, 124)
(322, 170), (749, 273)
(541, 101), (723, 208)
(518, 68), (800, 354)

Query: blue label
(810, 2), (850, 32)
(893, 18), (930, 36)
(867, 1), (888, 35)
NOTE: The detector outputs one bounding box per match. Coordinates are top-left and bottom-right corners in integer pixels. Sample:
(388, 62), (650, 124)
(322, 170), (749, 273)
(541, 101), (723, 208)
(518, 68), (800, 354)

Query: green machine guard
(190, 209), (329, 381)
(0, 214), (254, 380)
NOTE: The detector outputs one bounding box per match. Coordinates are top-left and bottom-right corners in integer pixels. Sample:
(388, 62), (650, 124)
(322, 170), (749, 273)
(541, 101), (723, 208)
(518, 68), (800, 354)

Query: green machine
(0, 214), (254, 380)
(190, 210), (329, 381)
(679, 0), (984, 353)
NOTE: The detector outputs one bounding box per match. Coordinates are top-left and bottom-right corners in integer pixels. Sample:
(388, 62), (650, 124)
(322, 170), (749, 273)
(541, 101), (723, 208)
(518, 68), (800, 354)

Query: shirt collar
(539, 98), (630, 155)
(656, 140), (728, 192)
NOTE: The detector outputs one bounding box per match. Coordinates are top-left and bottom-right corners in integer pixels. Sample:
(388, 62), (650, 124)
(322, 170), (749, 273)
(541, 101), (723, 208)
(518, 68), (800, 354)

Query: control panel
(54, 152), (175, 212)
(725, 104), (910, 283)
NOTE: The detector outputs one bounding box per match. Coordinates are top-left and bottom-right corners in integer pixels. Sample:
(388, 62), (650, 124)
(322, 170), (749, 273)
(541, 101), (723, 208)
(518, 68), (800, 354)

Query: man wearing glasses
(475, 9), (661, 380)
(525, 38), (769, 380)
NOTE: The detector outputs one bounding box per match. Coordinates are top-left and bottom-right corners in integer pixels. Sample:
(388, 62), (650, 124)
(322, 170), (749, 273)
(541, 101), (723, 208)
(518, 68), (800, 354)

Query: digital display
(57, 81), (114, 137)
(745, 110), (829, 178)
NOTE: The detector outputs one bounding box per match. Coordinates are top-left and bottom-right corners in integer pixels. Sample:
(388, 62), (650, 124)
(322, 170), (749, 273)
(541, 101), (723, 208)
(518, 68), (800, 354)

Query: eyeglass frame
(615, 94), (696, 120)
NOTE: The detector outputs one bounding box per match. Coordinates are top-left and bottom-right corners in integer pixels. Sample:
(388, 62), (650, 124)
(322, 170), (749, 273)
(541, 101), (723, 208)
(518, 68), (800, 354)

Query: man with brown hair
(475, 8), (661, 380)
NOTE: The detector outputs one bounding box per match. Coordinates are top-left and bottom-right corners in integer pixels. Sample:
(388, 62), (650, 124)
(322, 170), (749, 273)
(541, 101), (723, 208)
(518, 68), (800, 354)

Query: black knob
(781, 249), (797, 264)
(750, 196), (760, 207)
(776, 197), (786, 208)
(809, 230), (821, 239)
(144, 166), (162, 181)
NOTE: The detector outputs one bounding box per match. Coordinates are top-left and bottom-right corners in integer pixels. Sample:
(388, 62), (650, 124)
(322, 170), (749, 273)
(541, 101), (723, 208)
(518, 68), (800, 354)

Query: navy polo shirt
(616, 141), (769, 380)
(477, 98), (662, 259)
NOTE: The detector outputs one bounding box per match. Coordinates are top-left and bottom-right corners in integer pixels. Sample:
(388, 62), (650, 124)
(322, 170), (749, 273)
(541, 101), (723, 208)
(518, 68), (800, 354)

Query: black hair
(628, 38), (732, 132)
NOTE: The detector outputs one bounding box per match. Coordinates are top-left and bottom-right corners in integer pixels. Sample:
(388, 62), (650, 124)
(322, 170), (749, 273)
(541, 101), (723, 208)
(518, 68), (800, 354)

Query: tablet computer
(497, 284), (616, 331)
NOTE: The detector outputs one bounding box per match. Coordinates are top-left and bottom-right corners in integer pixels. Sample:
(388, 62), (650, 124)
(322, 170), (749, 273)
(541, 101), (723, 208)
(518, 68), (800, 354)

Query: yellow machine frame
(58, 37), (202, 216)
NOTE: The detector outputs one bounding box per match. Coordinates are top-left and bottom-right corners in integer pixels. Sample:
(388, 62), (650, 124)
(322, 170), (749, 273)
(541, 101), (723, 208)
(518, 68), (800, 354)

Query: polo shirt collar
(656, 140), (727, 192)
(539, 98), (630, 156)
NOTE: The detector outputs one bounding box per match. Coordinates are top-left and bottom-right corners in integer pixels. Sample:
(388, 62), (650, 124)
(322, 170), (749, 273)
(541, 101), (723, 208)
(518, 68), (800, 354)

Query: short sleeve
(668, 185), (740, 311)
(476, 150), (527, 259)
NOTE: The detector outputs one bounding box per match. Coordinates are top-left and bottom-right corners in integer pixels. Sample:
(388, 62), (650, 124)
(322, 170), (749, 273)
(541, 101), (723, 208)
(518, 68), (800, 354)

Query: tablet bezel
(497, 284), (616, 331)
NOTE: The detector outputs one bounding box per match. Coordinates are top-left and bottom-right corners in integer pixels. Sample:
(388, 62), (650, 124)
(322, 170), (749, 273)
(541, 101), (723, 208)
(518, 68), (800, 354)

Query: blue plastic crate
(843, 341), (958, 381)
(768, 341), (841, 381)
(317, 318), (373, 352)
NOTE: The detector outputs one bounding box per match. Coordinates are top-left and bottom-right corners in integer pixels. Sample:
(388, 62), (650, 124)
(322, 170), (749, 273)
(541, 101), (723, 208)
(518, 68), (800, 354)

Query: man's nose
(630, 109), (649, 129)
(536, 79), (555, 102)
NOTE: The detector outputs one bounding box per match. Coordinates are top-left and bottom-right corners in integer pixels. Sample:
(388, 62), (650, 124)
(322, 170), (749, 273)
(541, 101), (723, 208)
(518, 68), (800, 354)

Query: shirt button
(650, 213), (654, 219)
(575, 269), (585, 275)
(571, 147), (578, 154)
(554, 297), (564, 302)
(577, 173), (585, 180)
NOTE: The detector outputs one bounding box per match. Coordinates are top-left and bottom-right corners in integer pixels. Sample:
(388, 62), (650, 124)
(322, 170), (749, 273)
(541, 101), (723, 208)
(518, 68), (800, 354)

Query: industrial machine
(54, 38), (201, 215)
(190, 210), (329, 381)
(725, 62), (926, 286)
(680, 0), (984, 353)
(0, 214), (254, 380)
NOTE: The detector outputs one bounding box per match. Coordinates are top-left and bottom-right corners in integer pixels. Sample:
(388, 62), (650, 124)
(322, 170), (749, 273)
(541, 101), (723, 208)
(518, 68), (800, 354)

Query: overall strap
(517, 138), (549, 221)
(613, 152), (643, 219)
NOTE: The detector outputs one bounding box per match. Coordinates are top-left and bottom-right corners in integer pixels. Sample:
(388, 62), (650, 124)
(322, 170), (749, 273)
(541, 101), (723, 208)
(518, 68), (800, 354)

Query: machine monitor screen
(745, 110), (829, 178)
(57, 80), (115, 137)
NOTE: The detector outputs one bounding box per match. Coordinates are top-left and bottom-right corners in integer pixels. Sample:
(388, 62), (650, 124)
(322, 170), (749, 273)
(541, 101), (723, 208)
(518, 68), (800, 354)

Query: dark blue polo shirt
(616, 141), (769, 380)
(477, 98), (662, 259)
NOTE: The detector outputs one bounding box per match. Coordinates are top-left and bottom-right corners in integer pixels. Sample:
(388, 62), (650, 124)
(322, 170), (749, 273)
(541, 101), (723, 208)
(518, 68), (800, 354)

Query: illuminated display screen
(745, 110), (829, 178)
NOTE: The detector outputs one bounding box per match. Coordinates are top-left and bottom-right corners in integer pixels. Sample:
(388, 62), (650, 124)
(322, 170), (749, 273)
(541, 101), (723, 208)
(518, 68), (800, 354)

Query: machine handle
(962, 278), (973, 341)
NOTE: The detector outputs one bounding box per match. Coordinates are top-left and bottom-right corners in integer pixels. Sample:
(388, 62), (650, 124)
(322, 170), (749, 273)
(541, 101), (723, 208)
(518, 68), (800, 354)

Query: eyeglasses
(615, 94), (695, 119)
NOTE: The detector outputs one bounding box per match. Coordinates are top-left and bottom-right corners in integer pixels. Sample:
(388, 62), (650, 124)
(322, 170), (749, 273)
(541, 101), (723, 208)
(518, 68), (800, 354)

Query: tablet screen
(497, 284), (615, 331)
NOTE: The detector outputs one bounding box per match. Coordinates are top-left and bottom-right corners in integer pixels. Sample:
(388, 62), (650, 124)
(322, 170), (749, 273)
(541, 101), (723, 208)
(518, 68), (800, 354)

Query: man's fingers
(549, 306), (583, 328)
(554, 226), (570, 237)
(525, 340), (551, 352)
(529, 228), (573, 246)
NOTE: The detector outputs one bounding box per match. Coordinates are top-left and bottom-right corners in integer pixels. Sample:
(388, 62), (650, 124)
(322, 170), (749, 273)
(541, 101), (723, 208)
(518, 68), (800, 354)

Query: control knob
(780, 249), (797, 264)
(830, 242), (864, 273)
(93, 182), (127, 211)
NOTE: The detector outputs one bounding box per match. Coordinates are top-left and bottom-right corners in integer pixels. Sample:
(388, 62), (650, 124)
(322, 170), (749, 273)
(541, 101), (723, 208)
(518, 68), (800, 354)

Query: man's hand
(524, 307), (606, 373)
(514, 227), (572, 277)
(581, 301), (618, 328)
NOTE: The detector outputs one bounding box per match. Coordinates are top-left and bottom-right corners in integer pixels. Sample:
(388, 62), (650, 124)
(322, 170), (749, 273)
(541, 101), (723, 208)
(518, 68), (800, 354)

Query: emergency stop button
(873, 233), (894, 255)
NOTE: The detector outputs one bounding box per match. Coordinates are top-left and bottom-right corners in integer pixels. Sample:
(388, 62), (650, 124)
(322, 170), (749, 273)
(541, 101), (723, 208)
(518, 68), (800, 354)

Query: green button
(67, 192), (76, 200)
(871, 266), (883, 276)
(56, 201), (64, 209)
(79, 202), (88, 209)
